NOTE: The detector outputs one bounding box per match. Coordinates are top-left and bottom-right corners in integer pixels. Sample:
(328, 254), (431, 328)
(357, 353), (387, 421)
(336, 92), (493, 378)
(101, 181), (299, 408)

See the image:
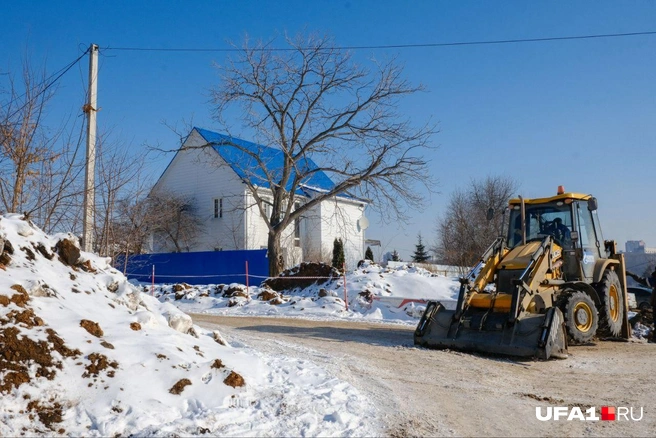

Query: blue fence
(115, 249), (268, 285)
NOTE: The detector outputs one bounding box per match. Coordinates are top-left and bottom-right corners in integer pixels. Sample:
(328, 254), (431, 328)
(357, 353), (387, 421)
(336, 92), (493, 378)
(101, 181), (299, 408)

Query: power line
(1, 48), (90, 120)
(104, 30), (656, 53)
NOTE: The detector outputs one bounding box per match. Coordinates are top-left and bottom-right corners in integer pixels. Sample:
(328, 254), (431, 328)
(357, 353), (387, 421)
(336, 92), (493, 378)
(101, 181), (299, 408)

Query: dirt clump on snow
(222, 284), (249, 298)
(257, 288), (280, 301)
(213, 330), (229, 346)
(34, 242), (54, 260)
(223, 371), (245, 388)
(80, 319), (104, 337)
(27, 399), (64, 429)
(0, 239), (14, 267)
(0, 326), (80, 393)
(227, 298), (243, 307)
(6, 307), (44, 327)
(211, 359), (225, 369)
(358, 290), (374, 303)
(21, 246), (36, 261)
(0, 285), (30, 307)
(130, 322), (142, 331)
(173, 283), (192, 292)
(169, 378), (192, 395)
(173, 283), (193, 300)
(83, 353), (118, 378)
(78, 259), (96, 273)
(0, 284), (81, 395)
(264, 262), (340, 291)
(55, 238), (80, 266)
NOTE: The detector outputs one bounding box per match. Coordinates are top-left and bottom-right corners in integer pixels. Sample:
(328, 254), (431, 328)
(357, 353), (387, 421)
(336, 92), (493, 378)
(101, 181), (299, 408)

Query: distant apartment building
(623, 240), (656, 283)
(625, 240), (656, 254)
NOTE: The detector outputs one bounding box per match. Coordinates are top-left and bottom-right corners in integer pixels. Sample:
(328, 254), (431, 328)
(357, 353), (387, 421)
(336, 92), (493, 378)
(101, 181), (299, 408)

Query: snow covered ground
(0, 215), (381, 436)
(152, 261), (461, 325)
(5, 213), (648, 436)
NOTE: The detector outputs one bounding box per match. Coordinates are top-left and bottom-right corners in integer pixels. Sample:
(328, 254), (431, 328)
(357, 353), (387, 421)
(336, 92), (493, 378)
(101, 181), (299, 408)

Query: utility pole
(82, 43), (99, 252)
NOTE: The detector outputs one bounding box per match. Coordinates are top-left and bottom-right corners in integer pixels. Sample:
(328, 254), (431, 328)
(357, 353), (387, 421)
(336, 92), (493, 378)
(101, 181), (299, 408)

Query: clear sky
(2, 0), (655, 260)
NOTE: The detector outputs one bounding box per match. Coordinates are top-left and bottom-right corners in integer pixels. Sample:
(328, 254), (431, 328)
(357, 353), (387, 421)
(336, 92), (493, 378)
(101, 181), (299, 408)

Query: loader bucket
(414, 302), (568, 360)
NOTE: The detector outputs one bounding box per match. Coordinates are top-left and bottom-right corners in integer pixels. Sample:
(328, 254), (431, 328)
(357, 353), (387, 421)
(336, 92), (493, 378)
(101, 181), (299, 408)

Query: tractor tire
(559, 290), (598, 344)
(596, 270), (624, 338)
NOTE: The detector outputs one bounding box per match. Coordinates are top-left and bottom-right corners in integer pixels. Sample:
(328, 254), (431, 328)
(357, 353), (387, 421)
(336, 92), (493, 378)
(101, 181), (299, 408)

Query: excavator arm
(416, 235), (568, 360)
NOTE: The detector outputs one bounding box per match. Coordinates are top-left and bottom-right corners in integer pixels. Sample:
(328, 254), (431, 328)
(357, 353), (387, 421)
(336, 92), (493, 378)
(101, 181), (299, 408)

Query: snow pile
(156, 260), (460, 324)
(0, 215), (378, 436)
(632, 322), (651, 340)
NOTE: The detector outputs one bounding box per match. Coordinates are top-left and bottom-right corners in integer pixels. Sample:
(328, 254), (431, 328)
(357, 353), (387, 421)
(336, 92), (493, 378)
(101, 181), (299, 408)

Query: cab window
(576, 202), (601, 258)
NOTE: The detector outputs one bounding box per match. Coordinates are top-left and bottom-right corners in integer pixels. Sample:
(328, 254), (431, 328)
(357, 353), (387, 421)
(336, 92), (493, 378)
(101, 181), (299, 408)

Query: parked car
(627, 286), (653, 311)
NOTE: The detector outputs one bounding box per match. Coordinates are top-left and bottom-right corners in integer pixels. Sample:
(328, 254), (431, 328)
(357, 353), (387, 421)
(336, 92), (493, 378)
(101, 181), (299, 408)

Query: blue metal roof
(195, 127), (338, 195)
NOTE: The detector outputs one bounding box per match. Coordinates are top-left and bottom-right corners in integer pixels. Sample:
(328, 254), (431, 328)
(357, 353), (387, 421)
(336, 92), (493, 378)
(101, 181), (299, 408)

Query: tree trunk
(267, 231), (284, 277)
(11, 159), (27, 213)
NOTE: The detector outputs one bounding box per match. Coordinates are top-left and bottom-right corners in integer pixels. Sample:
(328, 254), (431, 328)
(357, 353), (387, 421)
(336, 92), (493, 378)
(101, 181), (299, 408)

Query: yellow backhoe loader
(415, 187), (631, 359)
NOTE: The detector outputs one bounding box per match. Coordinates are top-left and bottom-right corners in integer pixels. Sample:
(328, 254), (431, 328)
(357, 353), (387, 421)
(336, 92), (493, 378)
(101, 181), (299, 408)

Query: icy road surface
(193, 314), (655, 437)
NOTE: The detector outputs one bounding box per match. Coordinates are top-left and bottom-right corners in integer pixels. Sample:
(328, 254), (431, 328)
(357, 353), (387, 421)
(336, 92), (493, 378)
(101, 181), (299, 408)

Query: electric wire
(103, 30), (656, 53)
(1, 48), (90, 120)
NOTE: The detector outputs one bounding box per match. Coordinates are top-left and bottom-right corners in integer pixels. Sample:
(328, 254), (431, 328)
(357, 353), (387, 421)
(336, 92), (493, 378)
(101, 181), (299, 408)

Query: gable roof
(194, 127), (352, 200)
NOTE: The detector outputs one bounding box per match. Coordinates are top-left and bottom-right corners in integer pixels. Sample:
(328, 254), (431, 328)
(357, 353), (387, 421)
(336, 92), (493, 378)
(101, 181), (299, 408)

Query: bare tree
(29, 123), (87, 234)
(433, 176), (518, 268)
(147, 193), (204, 253)
(209, 33), (436, 275)
(109, 186), (153, 265)
(94, 135), (149, 256)
(0, 59), (63, 214)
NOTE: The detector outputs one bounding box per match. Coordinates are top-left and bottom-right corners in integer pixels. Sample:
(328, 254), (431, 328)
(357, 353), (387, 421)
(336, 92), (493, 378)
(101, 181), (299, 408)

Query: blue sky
(2, 1), (655, 259)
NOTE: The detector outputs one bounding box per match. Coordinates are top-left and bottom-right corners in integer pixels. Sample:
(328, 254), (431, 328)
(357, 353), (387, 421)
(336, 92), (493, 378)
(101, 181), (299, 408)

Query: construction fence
(115, 249), (268, 286)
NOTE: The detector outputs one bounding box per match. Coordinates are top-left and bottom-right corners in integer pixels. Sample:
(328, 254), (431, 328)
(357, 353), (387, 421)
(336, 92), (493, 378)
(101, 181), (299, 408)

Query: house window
(294, 201), (301, 247)
(263, 200), (272, 220)
(294, 219), (301, 247)
(214, 198), (223, 218)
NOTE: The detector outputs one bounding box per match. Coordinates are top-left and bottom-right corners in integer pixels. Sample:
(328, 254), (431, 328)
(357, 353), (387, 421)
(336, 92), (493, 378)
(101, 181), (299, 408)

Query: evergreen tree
(391, 249), (401, 262)
(332, 238), (345, 270)
(412, 233), (430, 263)
(365, 246), (374, 261)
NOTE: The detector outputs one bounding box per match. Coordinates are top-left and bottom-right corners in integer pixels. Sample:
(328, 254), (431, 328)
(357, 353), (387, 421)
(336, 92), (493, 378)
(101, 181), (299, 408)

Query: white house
(148, 127), (369, 268)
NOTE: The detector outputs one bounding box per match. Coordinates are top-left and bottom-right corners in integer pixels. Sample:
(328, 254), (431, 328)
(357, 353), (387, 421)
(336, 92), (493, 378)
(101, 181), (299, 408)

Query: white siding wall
(319, 198), (366, 269)
(244, 191), (270, 250)
(151, 129), (367, 269)
(301, 203), (326, 263)
(245, 191), (308, 268)
(151, 130), (247, 252)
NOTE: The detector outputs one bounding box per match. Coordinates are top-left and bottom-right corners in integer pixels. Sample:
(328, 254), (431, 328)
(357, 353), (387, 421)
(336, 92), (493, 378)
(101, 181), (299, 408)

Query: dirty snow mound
(0, 215), (378, 436)
(156, 260), (460, 324)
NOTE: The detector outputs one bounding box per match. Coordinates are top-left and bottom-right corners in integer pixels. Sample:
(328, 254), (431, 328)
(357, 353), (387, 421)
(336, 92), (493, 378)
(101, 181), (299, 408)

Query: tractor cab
(506, 189), (606, 282)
